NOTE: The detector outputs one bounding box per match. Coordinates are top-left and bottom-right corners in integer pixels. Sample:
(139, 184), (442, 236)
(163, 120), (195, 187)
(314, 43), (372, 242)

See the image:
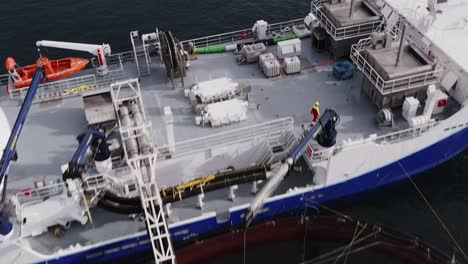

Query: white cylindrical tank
(119, 106), (138, 158)
(130, 104), (151, 155)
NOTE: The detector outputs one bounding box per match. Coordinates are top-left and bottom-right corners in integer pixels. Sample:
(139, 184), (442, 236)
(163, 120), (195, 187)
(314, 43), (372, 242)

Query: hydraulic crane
(0, 65), (45, 237)
(245, 109), (340, 225)
(36, 40), (111, 76)
(62, 126), (111, 181)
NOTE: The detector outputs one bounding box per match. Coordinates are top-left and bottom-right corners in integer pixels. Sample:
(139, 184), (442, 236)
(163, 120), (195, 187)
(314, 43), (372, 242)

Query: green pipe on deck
(273, 34), (299, 43)
(194, 45), (227, 54)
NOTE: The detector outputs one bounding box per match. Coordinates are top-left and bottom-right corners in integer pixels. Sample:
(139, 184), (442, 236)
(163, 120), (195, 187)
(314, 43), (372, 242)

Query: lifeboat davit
(5, 57), (89, 88)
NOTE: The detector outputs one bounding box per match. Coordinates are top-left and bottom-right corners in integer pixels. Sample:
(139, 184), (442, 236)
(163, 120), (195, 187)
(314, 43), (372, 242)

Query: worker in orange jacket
(311, 101), (320, 125)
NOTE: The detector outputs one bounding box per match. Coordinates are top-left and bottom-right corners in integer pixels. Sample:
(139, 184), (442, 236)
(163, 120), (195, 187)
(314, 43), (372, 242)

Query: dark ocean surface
(1, 0), (467, 262)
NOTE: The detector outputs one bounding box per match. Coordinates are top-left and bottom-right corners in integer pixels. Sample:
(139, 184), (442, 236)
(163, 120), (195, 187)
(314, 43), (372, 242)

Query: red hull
(175, 217), (453, 264)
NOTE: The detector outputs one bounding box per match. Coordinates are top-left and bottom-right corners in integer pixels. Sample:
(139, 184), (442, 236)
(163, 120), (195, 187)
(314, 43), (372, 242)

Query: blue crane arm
(70, 127), (106, 166)
(290, 109), (339, 162)
(63, 126), (109, 180)
(0, 66), (45, 185)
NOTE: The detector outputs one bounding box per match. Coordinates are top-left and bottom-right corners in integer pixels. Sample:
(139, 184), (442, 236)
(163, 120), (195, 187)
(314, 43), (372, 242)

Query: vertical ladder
(130, 31), (151, 77)
(111, 79), (174, 264)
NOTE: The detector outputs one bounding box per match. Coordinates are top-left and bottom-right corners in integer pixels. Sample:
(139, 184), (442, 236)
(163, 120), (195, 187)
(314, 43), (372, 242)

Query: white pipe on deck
(245, 158), (292, 226)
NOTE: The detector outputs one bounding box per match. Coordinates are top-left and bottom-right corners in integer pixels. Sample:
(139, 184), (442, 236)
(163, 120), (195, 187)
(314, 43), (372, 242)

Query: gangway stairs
(110, 79), (175, 264)
(130, 31), (151, 77)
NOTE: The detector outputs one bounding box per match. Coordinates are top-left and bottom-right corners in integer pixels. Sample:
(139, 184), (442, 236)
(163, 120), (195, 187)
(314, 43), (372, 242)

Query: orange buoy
(5, 57), (16, 71)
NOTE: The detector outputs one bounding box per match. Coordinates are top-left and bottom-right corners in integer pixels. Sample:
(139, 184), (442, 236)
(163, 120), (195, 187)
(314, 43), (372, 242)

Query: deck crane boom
(62, 127), (111, 181)
(36, 40), (111, 76)
(245, 109), (340, 226)
(0, 65), (45, 237)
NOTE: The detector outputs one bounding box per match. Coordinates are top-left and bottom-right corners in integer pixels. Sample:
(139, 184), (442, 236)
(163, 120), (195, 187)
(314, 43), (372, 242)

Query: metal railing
(180, 18), (304, 50)
(0, 74), (9, 86)
(310, 0), (382, 41)
(108, 51), (135, 65)
(350, 38), (442, 95)
(157, 117), (294, 160)
(306, 121), (439, 164)
(4, 51), (134, 103)
(8, 68), (133, 103)
(252, 140), (275, 165)
(373, 121), (438, 144)
(15, 182), (66, 221)
(83, 173), (108, 194)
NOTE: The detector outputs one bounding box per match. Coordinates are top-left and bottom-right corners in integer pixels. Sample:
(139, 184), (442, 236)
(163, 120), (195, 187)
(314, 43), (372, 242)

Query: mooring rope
(333, 222), (367, 264)
(397, 160), (468, 262)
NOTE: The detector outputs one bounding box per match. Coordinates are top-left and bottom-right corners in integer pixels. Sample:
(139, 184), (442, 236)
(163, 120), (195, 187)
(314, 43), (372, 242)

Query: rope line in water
(397, 160), (468, 262)
(307, 199), (354, 222)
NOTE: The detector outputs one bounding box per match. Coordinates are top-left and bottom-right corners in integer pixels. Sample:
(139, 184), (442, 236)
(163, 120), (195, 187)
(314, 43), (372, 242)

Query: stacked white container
(277, 39), (301, 59)
(259, 53), (280, 78)
(284, 56), (301, 75)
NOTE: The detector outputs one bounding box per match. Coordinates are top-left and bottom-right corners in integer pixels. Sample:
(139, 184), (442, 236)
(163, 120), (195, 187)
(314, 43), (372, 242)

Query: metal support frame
(110, 79), (175, 264)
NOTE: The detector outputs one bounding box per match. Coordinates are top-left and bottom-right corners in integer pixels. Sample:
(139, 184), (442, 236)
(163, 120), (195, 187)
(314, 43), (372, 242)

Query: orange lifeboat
(5, 57), (89, 88)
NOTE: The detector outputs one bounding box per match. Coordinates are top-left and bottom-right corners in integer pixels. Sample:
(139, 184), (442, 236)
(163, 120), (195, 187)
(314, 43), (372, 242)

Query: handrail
(350, 38), (442, 95)
(8, 68), (131, 103)
(108, 51), (135, 65)
(373, 121), (438, 144)
(83, 173), (108, 194)
(305, 121), (439, 163)
(180, 18), (304, 49)
(157, 117), (294, 159)
(310, 0), (381, 41)
(0, 74), (9, 86)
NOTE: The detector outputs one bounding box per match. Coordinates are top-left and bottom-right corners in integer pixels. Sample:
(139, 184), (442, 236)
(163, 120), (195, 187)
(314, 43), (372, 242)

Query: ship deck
(0, 37), (409, 255)
(144, 38), (401, 146)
